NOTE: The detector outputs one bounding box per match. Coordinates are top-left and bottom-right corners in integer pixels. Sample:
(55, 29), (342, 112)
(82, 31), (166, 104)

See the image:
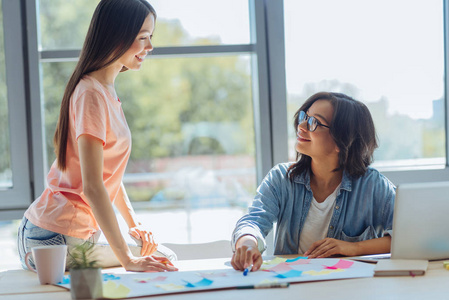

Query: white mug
(25, 245), (67, 285)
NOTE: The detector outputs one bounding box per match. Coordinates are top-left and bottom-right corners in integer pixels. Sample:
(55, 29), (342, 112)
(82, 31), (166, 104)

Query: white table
(1, 257), (448, 300)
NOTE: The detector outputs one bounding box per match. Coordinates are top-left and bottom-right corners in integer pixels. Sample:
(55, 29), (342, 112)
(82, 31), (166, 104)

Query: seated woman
(231, 92), (395, 271)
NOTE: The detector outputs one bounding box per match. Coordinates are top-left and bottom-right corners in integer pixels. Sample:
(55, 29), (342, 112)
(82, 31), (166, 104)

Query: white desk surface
(1, 257), (448, 300)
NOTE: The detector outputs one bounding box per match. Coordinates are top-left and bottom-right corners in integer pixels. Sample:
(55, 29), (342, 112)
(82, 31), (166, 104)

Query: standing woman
(231, 92), (395, 272)
(18, 0), (177, 272)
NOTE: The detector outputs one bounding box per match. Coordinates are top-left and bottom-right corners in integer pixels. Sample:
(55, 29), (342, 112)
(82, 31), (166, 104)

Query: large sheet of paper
(56, 257), (375, 298)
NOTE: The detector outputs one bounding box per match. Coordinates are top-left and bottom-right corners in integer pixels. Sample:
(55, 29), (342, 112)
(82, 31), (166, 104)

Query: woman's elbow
(83, 182), (105, 202)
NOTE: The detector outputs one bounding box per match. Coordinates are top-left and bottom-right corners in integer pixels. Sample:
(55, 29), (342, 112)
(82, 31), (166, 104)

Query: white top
(298, 184), (340, 254)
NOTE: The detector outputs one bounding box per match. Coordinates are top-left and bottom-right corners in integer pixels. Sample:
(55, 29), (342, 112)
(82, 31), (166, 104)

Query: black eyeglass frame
(297, 111), (331, 132)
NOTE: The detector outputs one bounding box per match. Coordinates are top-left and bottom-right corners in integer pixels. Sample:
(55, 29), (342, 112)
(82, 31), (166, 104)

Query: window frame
(0, 0), (32, 219)
(28, 0), (285, 194)
(1, 0), (449, 252)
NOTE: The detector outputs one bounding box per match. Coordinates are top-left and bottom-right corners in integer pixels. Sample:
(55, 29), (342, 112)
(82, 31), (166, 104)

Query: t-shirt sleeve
(73, 90), (108, 146)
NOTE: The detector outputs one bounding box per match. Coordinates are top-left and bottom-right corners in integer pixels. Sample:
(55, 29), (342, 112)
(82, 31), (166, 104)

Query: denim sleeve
(232, 166), (285, 254)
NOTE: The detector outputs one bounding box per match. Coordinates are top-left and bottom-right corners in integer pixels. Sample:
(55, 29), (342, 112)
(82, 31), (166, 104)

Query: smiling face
(295, 99), (339, 160)
(117, 13), (155, 71)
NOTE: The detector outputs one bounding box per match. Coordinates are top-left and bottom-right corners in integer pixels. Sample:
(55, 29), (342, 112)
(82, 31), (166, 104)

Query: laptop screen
(391, 181), (449, 260)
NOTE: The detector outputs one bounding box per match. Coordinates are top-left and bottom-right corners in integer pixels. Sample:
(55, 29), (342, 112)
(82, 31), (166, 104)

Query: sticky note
(134, 276), (167, 283)
(258, 279), (279, 285)
(286, 256), (308, 263)
(304, 269), (344, 276)
(184, 278), (214, 288)
(267, 262), (293, 273)
(59, 275), (70, 284)
(103, 281), (131, 298)
(287, 259), (310, 266)
(325, 259), (354, 270)
(275, 269), (303, 278)
(262, 257), (288, 266)
(103, 274), (121, 281)
(443, 261), (449, 268)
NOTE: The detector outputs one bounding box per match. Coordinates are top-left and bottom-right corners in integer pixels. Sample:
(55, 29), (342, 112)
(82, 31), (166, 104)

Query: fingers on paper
(231, 245), (261, 271)
(252, 254), (263, 271)
(142, 256), (178, 272)
(152, 255), (175, 267)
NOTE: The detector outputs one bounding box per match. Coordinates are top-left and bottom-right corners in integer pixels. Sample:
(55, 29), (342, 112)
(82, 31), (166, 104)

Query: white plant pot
(70, 268), (103, 299)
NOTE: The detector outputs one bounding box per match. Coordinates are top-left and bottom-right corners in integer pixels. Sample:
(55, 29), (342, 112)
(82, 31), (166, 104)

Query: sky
(150, 0), (445, 119)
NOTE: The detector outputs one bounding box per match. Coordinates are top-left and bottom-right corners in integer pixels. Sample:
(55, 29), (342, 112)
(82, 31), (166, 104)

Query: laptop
(349, 181), (449, 262)
(390, 181), (449, 260)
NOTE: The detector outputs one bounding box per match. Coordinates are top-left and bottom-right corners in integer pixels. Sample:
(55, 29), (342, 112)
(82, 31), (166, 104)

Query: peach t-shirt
(25, 75), (131, 239)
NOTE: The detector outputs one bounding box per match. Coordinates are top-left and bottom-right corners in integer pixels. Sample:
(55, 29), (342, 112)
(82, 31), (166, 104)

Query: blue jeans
(17, 217), (177, 270)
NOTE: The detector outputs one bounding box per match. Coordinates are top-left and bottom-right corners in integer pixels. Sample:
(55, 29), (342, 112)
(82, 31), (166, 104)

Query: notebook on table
(348, 181), (449, 264)
(373, 259), (428, 276)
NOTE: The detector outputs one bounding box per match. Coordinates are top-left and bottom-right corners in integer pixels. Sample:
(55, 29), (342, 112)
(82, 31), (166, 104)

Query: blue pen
(243, 264), (253, 276)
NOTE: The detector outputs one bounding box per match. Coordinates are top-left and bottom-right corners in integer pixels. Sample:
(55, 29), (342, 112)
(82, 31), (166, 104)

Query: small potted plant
(68, 242), (103, 299)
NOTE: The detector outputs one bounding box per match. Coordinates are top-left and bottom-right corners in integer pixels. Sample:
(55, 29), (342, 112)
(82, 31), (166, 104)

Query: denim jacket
(232, 163), (396, 255)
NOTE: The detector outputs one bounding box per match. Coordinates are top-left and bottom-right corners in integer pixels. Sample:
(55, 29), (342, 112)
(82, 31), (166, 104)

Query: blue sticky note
(103, 274), (121, 281)
(286, 257), (308, 263)
(275, 270), (303, 278)
(59, 275), (71, 284)
(184, 278), (214, 288)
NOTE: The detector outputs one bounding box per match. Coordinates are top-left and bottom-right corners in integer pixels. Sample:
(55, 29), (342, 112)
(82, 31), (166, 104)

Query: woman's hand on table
(124, 255), (178, 272)
(304, 238), (356, 258)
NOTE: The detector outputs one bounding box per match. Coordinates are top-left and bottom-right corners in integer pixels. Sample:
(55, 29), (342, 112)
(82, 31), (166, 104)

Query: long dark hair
(54, 0), (156, 171)
(288, 92), (378, 179)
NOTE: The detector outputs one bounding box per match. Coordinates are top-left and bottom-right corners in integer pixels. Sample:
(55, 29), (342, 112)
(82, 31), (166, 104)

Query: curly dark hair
(288, 92), (378, 179)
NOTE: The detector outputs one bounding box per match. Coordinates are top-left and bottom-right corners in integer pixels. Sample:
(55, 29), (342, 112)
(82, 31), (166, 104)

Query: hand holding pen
(243, 264), (253, 276)
(231, 235), (263, 272)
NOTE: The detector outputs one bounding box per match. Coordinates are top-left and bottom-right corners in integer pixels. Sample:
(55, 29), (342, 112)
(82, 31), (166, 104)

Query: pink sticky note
(288, 259), (310, 266)
(325, 259), (354, 270)
(151, 276), (168, 282)
(136, 276), (167, 283)
(268, 262), (293, 273)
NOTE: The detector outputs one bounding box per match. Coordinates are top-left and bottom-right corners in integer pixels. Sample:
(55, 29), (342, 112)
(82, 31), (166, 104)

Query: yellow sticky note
(304, 269), (344, 276)
(443, 261), (449, 267)
(103, 281), (131, 299)
(262, 257), (288, 266)
(258, 279), (279, 285)
(155, 283), (185, 291)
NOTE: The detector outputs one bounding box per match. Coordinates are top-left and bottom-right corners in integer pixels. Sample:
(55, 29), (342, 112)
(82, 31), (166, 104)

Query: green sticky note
(103, 281), (131, 299)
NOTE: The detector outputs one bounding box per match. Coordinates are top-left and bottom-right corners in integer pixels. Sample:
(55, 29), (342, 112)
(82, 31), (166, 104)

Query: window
(0, 5), (12, 189)
(2, 0), (448, 251)
(284, 0), (446, 172)
(149, 0), (250, 47)
(38, 0), (98, 50)
(36, 0), (272, 244)
(0, 0), (32, 214)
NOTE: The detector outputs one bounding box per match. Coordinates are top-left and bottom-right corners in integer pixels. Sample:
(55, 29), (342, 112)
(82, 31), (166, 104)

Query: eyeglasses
(298, 111), (330, 132)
